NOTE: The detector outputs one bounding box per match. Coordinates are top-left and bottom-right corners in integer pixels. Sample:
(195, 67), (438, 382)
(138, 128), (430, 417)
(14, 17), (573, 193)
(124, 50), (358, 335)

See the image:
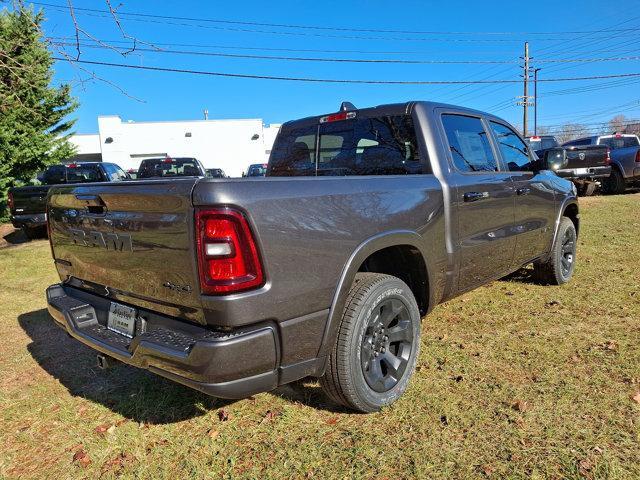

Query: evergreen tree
(0, 2), (77, 219)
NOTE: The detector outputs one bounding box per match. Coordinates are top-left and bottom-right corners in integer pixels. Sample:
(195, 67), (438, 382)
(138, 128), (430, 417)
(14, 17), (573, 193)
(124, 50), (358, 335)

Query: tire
(602, 168), (626, 195)
(23, 227), (38, 240)
(23, 226), (45, 240)
(320, 273), (421, 413)
(534, 217), (577, 285)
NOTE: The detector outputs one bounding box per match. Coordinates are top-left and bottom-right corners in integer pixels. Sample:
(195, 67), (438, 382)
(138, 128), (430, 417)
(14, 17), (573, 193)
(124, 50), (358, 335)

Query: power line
(51, 41), (521, 64)
(30, 1), (640, 37)
(51, 39), (640, 65)
(51, 57), (640, 84)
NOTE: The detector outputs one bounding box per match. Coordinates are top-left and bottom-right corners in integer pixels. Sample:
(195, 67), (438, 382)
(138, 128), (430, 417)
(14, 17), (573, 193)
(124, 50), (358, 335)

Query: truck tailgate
(47, 179), (205, 324)
(564, 145), (609, 169)
(11, 186), (49, 215)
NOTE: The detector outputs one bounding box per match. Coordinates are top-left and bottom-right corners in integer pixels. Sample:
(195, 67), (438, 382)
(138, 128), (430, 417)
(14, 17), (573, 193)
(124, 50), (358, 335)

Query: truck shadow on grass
(18, 309), (234, 424)
(18, 309), (347, 422)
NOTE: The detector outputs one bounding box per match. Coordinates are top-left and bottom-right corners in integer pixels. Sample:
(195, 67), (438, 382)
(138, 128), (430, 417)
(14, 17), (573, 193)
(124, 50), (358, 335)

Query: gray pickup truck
(526, 135), (610, 196)
(563, 133), (640, 194)
(45, 102), (579, 412)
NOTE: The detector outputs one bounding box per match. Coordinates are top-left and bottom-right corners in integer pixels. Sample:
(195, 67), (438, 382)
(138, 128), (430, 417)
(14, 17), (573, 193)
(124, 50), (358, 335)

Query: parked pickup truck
(563, 133), (640, 194)
(45, 102), (579, 412)
(8, 162), (129, 238)
(526, 135), (610, 195)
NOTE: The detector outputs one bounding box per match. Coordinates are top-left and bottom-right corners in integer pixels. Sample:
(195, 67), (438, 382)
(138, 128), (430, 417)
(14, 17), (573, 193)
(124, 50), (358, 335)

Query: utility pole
(522, 42), (529, 137)
(534, 68), (541, 136)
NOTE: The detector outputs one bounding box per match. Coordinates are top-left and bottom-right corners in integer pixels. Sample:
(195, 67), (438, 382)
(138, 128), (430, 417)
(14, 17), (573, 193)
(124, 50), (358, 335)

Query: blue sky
(33, 0), (640, 134)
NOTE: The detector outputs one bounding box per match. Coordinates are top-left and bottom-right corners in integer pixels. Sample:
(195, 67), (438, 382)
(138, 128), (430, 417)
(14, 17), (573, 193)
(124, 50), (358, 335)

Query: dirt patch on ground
(0, 223), (31, 249)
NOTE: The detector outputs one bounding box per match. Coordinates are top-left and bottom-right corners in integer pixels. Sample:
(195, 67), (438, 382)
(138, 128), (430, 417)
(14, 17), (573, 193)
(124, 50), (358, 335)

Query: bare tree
(554, 123), (588, 144)
(608, 114), (628, 134)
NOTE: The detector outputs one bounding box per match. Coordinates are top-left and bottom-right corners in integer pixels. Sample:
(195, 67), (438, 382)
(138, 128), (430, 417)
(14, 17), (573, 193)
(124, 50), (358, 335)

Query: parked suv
(45, 102), (578, 412)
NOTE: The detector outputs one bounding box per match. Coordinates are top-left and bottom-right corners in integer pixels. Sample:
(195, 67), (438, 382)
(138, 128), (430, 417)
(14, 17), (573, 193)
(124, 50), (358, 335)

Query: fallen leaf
(207, 429), (219, 439)
(325, 417), (338, 425)
(95, 423), (110, 436)
(72, 448), (92, 468)
(512, 400), (529, 412)
(261, 410), (278, 423)
(632, 391), (640, 404)
(578, 458), (593, 476)
(101, 452), (135, 474)
(66, 443), (83, 452)
(217, 409), (230, 422)
(481, 464), (495, 476)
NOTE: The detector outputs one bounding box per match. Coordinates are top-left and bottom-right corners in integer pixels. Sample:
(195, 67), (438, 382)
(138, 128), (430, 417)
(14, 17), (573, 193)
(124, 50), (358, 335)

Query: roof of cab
(279, 101), (506, 129)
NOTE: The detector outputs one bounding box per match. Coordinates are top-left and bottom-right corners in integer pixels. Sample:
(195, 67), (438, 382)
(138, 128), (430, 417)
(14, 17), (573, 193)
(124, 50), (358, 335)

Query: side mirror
(544, 148), (568, 171)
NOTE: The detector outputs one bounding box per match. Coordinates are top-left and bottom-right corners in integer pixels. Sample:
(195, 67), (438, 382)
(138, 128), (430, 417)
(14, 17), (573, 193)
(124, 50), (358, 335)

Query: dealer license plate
(107, 302), (137, 338)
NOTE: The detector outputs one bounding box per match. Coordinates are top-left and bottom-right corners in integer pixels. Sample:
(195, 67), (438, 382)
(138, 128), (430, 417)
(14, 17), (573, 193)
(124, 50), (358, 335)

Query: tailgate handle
(75, 194), (107, 214)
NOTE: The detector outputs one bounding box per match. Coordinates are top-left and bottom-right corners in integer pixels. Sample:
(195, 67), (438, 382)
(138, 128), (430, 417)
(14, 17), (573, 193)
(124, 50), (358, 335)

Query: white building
(68, 115), (282, 177)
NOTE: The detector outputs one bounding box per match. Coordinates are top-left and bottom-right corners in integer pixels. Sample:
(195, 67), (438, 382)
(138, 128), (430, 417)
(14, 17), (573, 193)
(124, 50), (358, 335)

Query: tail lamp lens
(7, 192), (14, 211)
(196, 208), (264, 294)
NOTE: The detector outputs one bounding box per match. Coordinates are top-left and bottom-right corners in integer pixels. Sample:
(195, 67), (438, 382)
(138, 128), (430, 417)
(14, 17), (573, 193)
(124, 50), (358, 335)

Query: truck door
(439, 113), (517, 292)
(487, 121), (556, 267)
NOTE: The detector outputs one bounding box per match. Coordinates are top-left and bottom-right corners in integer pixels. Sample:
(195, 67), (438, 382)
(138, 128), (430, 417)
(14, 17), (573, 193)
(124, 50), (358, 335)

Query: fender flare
(548, 197), (579, 257)
(315, 230), (435, 370)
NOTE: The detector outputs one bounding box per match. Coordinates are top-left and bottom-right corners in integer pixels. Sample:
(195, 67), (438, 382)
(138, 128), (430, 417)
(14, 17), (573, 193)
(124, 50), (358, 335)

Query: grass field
(1, 194), (639, 479)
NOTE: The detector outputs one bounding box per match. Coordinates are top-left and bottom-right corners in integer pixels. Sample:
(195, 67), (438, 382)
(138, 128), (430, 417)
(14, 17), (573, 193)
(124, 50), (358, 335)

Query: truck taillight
(196, 207), (264, 294)
(7, 191), (14, 211)
(606, 148), (611, 165)
(636, 150), (640, 163)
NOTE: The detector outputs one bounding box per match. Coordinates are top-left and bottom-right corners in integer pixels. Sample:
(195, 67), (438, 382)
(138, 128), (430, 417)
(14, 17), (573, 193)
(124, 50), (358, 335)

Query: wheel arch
(316, 231), (434, 371)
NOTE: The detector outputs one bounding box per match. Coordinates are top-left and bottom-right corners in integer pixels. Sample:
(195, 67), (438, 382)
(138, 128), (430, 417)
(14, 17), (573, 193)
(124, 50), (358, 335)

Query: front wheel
(534, 217), (577, 285)
(320, 273), (421, 412)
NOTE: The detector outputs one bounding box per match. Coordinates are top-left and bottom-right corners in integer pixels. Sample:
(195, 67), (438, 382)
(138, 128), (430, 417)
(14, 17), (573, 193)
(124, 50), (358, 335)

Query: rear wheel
(602, 168), (626, 195)
(320, 273), (421, 412)
(23, 227), (42, 240)
(534, 217), (576, 285)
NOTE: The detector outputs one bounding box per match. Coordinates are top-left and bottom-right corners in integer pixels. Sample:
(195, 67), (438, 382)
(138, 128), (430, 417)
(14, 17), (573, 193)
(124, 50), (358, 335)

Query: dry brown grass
(1, 194), (639, 479)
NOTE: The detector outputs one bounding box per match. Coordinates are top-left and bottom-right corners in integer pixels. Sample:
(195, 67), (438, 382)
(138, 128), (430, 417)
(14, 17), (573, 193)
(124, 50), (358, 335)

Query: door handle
(516, 187), (531, 196)
(463, 191), (490, 202)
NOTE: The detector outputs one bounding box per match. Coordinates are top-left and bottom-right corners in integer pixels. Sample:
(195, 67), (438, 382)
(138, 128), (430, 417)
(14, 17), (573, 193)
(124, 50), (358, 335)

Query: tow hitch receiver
(96, 354), (112, 370)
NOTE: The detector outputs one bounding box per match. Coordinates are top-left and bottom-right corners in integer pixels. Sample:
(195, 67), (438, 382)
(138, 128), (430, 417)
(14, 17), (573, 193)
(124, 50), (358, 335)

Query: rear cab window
(42, 164), (105, 184)
(138, 158), (202, 178)
(597, 135), (640, 150)
(268, 112), (427, 176)
(527, 137), (557, 150)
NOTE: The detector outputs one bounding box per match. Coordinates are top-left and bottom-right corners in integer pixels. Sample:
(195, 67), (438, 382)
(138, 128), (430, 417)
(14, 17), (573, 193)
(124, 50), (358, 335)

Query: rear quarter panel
(192, 176), (447, 326)
(610, 146), (640, 178)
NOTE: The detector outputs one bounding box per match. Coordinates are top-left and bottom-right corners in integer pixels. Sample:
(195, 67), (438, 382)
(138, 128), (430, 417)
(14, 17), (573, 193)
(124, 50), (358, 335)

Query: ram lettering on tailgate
(69, 228), (133, 252)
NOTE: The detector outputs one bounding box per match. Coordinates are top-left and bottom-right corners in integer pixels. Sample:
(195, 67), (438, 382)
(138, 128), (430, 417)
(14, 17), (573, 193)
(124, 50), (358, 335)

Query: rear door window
(441, 114), (497, 172)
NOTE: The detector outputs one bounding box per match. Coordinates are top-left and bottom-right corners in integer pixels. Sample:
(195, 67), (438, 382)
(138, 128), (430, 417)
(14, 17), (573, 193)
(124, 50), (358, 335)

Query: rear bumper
(11, 213), (46, 229)
(46, 283), (280, 398)
(556, 166), (611, 180)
